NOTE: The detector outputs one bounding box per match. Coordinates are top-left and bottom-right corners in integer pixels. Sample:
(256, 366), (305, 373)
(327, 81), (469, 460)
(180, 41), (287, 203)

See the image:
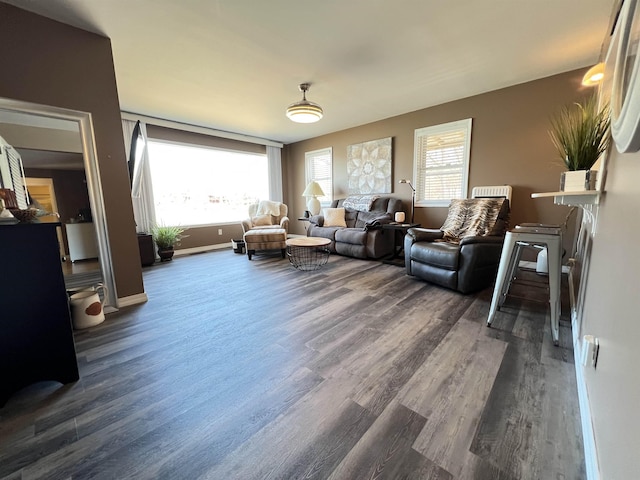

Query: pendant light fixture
(286, 83), (323, 123)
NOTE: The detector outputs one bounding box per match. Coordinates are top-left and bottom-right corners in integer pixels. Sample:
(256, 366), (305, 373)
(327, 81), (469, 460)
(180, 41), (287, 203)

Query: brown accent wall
(285, 69), (593, 254)
(0, 4), (143, 298)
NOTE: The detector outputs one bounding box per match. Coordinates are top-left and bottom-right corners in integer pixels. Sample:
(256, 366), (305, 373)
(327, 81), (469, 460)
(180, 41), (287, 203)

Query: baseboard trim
(174, 244), (230, 256)
(573, 314), (600, 480)
(117, 292), (149, 308)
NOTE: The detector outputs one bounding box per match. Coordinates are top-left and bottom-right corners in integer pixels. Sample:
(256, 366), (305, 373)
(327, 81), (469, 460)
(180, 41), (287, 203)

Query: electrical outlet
(218, 228), (223, 235)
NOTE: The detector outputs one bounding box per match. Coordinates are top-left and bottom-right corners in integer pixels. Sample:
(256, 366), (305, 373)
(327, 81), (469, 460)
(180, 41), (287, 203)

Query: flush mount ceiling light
(582, 62), (605, 86)
(286, 83), (323, 123)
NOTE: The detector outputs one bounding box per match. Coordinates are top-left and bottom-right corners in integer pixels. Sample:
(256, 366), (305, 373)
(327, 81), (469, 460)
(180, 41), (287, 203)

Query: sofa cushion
(335, 228), (367, 245)
(344, 208), (358, 228)
(308, 225), (342, 241)
(335, 242), (367, 259)
(324, 207), (347, 227)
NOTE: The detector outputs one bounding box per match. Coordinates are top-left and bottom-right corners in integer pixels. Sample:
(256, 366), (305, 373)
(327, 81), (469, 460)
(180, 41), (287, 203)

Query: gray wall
(580, 145), (640, 478)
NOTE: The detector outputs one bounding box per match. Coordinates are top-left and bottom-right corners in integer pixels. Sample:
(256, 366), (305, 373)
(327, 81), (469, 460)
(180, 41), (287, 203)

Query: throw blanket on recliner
(342, 195), (379, 211)
(441, 198), (507, 243)
(256, 200), (281, 216)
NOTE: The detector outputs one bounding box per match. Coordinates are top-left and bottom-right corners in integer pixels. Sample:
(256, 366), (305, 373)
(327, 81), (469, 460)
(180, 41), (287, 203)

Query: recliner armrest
(309, 215), (324, 226)
(406, 228), (444, 243)
(241, 218), (252, 234)
(459, 235), (504, 246)
(280, 215), (290, 232)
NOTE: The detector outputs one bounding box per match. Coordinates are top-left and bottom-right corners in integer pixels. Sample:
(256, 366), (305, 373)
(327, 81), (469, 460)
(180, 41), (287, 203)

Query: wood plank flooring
(0, 250), (584, 479)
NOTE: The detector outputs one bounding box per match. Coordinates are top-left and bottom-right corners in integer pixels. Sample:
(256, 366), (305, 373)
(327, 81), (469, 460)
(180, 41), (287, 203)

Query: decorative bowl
(9, 208), (38, 223)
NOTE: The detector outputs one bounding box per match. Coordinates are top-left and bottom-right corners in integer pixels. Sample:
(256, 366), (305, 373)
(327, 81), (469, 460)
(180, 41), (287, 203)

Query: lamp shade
(302, 181), (325, 215)
(302, 181), (325, 197)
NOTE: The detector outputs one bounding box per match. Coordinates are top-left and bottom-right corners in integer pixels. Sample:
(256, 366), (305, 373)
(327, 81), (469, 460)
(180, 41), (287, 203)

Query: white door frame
(0, 97), (117, 308)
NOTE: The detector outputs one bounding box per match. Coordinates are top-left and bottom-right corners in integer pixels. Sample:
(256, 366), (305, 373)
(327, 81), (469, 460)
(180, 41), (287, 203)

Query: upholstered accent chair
(241, 201), (289, 260)
(404, 197), (510, 293)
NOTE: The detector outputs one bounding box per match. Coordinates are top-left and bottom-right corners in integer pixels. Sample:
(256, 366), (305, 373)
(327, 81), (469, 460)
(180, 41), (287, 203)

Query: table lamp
(302, 181), (325, 215)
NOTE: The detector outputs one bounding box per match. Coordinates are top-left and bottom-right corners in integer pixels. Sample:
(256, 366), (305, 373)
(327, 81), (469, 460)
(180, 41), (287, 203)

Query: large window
(305, 147), (333, 206)
(413, 119), (472, 206)
(147, 140), (269, 226)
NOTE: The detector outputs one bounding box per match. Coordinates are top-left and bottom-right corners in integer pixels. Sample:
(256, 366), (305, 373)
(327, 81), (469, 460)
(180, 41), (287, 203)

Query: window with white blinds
(413, 119), (472, 207)
(305, 147), (333, 205)
(0, 138), (29, 209)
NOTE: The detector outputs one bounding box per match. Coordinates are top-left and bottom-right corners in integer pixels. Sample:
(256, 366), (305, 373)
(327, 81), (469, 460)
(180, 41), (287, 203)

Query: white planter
(560, 170), (597, 192)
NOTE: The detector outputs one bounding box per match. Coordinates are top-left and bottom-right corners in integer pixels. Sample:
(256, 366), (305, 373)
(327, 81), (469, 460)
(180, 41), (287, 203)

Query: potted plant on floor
(151, 224), (187, 261)
(549, 94), (611, 191)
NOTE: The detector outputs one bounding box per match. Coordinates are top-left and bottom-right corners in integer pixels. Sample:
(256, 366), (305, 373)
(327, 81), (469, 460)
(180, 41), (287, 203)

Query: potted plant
(549, 94), (611, 191)
(151, 224), (187, 261)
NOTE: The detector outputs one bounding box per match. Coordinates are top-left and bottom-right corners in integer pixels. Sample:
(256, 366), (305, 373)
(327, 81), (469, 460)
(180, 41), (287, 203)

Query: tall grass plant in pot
(151, 224), (187, 261)
(549, 94), (611, 191)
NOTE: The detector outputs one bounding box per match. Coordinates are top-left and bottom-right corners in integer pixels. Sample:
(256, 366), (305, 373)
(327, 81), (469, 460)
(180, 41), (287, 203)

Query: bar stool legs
(546, 239), (561, 345)
(487, 227), (562, 346)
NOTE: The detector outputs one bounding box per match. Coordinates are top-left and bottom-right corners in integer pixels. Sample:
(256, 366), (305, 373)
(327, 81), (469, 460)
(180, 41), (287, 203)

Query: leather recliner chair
(404, 197), (510, 294)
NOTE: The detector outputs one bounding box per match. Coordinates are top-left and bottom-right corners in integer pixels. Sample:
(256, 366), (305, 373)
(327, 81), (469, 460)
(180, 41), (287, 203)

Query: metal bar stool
(487, 225), (563, 345)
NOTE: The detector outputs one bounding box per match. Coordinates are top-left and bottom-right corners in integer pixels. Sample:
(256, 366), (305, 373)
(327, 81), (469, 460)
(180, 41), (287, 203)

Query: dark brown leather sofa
(307, 197), (404, 259)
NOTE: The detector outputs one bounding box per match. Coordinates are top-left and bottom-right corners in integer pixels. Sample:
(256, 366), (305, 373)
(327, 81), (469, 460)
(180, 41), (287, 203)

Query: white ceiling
(3, 0), (617, 145)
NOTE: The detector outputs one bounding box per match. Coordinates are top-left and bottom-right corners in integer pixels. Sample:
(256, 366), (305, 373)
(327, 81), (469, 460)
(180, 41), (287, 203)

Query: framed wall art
(346, 137), (392, 194)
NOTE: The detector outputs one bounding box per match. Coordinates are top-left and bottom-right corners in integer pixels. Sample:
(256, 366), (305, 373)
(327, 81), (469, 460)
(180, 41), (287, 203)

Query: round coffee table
(286, 237), (331, 271)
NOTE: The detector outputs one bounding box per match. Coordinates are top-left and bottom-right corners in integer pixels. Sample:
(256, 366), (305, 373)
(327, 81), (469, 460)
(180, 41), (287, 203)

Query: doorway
(26, 177), (65, 258)
(0, 97), (117, 309)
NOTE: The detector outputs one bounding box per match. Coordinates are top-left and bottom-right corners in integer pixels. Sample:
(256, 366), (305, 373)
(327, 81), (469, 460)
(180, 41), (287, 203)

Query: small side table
(286, 237), (331, 271)
(381, 222), (421, 265)
(297, 217), (311, 232)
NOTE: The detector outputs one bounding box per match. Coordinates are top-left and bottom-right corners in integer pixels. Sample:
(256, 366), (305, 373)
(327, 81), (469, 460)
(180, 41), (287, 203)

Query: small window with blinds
(413, 119), (472, 207)
(305, 147), (333, 206)
(0, 138), (29, 209)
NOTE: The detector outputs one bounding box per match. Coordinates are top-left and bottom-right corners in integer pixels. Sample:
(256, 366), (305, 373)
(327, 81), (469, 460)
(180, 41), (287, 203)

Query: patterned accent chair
(241, 201), (289, 260)
(404, 198), (510, 293)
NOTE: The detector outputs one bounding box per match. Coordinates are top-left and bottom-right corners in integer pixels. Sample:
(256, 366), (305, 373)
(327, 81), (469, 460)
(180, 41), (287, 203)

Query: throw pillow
(252, 214), (272, 226)
(324, 207), (347, 227)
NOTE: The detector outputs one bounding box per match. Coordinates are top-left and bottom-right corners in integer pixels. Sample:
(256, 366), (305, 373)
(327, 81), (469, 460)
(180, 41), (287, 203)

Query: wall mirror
(0, 97), (117, 309)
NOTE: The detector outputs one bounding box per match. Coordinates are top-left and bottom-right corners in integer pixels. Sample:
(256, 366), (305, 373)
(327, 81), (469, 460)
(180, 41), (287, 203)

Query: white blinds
(305, 147), (333, 204)
(414, 119), (472, 206)
(0, 136), (29, 209)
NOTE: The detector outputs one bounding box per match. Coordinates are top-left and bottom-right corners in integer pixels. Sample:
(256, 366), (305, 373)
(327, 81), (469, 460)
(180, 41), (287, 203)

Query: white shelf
(531, 190), (601, 206)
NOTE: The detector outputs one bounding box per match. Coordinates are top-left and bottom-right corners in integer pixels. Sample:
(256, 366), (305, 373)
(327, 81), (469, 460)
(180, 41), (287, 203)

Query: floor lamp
(399, 179), (415, 223)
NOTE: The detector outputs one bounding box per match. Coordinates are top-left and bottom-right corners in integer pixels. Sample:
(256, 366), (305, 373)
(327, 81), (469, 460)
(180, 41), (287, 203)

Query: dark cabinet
(137, 233), (155, 266)
(0, 223), (79, 407)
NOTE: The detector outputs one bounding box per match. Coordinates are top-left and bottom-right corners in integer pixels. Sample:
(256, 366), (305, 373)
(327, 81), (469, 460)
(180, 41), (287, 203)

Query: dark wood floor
(0, 250), (584, 479)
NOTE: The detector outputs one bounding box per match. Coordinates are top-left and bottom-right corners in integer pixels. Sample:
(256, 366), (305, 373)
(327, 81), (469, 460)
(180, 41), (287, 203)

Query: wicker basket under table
(286, 237), (331, 271)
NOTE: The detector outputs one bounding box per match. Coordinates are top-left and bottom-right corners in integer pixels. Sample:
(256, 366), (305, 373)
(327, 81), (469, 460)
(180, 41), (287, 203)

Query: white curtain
(267, 145), (283, 202)
(121, 119), (156, 234)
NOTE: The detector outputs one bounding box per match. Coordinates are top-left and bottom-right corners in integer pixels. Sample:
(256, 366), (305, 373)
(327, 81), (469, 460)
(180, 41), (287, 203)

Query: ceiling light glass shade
(286, 101), (323, 123)
(286, 83), (323, 123)
(582, 62), (605, 86)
